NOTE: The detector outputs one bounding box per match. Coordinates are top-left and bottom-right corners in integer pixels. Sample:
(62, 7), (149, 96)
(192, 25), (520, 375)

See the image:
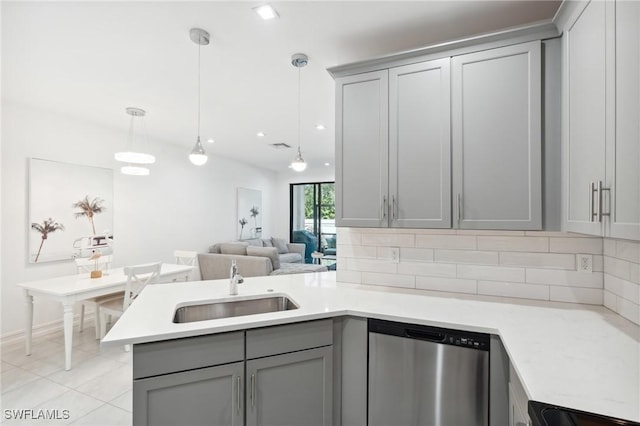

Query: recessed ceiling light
(315, 124), (326, 130)
(207, 138), (215, 144)
(324, 162), (330, 166)
(256, 132), (265, 137)
(253, 4), (278, 20)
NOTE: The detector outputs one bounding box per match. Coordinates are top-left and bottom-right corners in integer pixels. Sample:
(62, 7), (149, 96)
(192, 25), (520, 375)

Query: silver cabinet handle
(236, 375), (241, 415)
(250, 373), (256, 409)
(516, 423), (527, 426)
(598, 180), (611, 221)
(382, 196), (387, 219)
(392, 195), (397, 220)
(590, 182), (598, 222)
(456, 194), (462, 224)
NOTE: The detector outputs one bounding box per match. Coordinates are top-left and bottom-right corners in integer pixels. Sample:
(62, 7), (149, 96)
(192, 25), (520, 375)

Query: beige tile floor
(1, 324), (132, 426)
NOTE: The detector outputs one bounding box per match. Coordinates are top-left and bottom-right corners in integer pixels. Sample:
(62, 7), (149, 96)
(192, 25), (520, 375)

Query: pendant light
(189, 28), (210, 166)
(290, 53), (308, 172)
(115, 107), (155, 176)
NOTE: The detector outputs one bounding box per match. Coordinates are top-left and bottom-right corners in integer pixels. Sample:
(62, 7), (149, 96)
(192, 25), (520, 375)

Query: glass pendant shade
(114, 151), (155, 164)
(120, 166), (150, 176)
(189, 137), (208, 166)
(291, 147), (307, 172)
(115, 107), (155, 174)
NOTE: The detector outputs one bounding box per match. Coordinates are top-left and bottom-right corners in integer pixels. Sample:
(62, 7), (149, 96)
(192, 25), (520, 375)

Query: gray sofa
(209, 238), (304, 264)
(200, 238), (327, 280)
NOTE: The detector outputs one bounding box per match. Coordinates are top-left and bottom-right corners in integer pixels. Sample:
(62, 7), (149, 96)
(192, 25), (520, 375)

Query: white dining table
(16, 263), (194, 370)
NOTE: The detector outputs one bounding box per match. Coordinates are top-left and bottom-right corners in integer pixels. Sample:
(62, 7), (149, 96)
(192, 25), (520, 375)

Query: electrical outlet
(390, 247), (400, 264)
(577, 254), (593, 273)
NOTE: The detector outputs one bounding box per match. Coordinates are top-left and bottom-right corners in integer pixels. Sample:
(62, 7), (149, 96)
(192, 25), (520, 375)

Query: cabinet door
(508, 384), (531, 426)
(452, 41), (542, 230)
(133, 362), (243, 426)
(335, 70), (389, 227)
(389, 58), (451, 228)
(246, 346), (333, 426)
(564, 0), (608, 235)
(609, 0), (640, 240)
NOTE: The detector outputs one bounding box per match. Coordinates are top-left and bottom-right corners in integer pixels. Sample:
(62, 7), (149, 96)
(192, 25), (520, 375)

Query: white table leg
(24, 290), (33, 356)
(62, 302), (74, 370)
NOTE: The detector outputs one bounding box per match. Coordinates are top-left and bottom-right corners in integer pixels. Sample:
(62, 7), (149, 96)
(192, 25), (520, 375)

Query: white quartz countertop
(102, 271), (640, 422)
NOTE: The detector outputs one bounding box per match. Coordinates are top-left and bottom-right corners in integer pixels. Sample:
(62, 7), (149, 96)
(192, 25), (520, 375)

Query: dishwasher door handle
(405, 328), (445, 342)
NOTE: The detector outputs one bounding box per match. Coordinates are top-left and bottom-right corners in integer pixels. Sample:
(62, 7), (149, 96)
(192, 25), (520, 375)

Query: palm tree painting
(72, 196), (105, 235)
(250, 206), (260, 228)
(31, 218), (65, 263)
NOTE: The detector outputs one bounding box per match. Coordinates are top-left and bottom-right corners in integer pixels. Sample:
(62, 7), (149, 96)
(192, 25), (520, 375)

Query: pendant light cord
(297, 65), (301, 152)
(197, 36), (202, 138)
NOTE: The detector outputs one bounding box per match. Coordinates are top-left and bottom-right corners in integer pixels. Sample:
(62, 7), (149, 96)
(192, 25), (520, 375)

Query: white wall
(0, 101), (278, 336)
(272, 167), (335, 239)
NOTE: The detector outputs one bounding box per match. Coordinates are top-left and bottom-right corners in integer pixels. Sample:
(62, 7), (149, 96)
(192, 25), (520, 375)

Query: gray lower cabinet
(133, 362), (244, 426)
(245, 346), (333, 426)
(132, 321), (333, 426)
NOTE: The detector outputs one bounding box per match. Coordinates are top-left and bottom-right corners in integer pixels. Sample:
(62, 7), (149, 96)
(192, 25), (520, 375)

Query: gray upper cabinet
(609, 0), (640, 240)
(246, 346), (333, 426)
(336, 59), (451, 228)
(452, 41), (542, 230)
(389, 59), (451, 228)
(564, 0), (608, 236)
(335, 70), (389, 227)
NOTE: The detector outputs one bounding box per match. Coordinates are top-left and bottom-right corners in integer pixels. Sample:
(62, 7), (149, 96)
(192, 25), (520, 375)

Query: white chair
(75, 255), (119, 339)
(98, 262), (162, 349)
(174, 250), (197, 281)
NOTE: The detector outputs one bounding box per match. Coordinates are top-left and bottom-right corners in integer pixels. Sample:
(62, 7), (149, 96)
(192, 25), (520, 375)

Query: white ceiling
(2, 1), (561, 172)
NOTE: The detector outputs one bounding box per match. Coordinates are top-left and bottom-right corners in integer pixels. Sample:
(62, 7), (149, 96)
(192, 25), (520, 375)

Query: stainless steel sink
(173, 296), (299, 323)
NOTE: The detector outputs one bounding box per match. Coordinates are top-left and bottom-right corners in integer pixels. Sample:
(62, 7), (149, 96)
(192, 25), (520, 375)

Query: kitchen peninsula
(102, 272), (640, 425)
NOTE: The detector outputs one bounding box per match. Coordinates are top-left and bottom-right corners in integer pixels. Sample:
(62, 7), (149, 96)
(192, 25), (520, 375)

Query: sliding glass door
(290, 182), (336, 262)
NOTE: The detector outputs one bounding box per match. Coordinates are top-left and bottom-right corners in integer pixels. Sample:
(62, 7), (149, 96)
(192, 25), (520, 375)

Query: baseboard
(1, 312), (96, 347)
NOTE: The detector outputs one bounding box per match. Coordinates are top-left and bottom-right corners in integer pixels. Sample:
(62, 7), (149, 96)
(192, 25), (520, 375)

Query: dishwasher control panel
(368, 318), (490, 351)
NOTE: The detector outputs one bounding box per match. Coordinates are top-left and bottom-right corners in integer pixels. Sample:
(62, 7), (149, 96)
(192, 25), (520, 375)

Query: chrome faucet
(229, 260), (239, 295)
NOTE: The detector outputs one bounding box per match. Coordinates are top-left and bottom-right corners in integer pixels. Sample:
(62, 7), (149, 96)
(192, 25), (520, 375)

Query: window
(290, 182), (336, 262)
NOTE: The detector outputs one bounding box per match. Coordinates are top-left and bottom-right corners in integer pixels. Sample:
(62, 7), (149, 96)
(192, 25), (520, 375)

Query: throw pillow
(246, 246), (280, 270)
(208, 243), (222, 254)
(245, 239), (263, 247)
(219, 242), (249, 255)
(271, 237), (289, 254)
(262, 239), (273, 247)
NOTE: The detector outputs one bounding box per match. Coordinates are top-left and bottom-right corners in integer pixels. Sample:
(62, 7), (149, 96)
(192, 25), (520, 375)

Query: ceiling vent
(270, 143), (292, 149)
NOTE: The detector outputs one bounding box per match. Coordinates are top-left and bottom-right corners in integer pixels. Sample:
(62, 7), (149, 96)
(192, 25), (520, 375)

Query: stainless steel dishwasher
(368, 318), (489, 426)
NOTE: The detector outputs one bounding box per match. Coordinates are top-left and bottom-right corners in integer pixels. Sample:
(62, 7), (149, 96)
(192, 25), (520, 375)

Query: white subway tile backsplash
(549, 287), (603, 305)
(500, 252), (575, 270)
(335, 228), (638, 323)
(457, 264), (525, 282)
(415, 277), (478, 294)
(478, 281), (549, 300)
(526, 269), (603, 288)
(616, 297), (640, 325)
(457, 230), (525, 236)
(336, 270), (361, 284)
(604, 274), (640, 304)
(337, 244), (377, 259)
(336, 229), (361, 245)
(397, 262), (457, 278)
(362, 233), (415, 247)
(416, 235), (476, 250)
(603, 256), (631, 280)
(550, 237), (602, 255)
(398, 247), (434, 263)
(435, 250), (499, 265)
(603, 238), (617, 256)
(603, 290), (617, 311)
(616, 240), (640, 263)
(478, 236), (548, 252)
(361, 272), (415, 289)
(593, 255), (604, 272)
(346, 258), (398, 274)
